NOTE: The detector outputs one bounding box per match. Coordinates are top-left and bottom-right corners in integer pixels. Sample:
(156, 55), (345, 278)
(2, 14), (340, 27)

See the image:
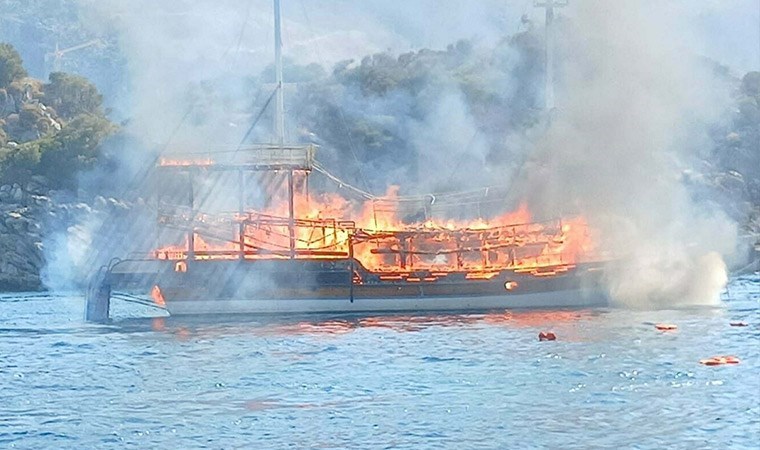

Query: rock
(0, 261), (19, 276)
(93, 196), (107, 211)
(720, 171), (746, 193)
(27, 221), (41, 234)
(25, 181), (46, 195)
(30, 175), (49, 187)
(74, 203), (92, 215)
(11, 185), (23, 202)
(107, 197), (128, 211)
(5, 213), (28, 232)
(0, 185), (134, 291)
(31, 195), (51, 208)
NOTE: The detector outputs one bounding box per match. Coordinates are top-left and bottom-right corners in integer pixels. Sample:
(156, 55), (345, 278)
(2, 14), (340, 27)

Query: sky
(79, 0), (759, 81)
(251, 0), (759, 73)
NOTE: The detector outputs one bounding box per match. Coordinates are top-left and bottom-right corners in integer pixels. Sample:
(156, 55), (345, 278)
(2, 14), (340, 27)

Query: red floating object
(699, 355), (741, 366)
(729, 322), (748, 327)
(655, 323), (678, 331)
(538, 332), (556, 341)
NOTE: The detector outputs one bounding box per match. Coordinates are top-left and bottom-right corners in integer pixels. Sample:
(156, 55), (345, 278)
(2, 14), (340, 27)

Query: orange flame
(158, 157), (214, 167)
(153, 187), (597, 276)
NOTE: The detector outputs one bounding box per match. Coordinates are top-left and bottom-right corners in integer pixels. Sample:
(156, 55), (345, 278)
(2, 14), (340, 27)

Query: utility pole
(45, 39), (102, 73)
(534, 0), (567, 110)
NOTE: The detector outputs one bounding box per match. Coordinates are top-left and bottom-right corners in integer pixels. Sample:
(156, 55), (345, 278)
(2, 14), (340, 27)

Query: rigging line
(441, 1), (532, 189)
(221, 0), (254, 61)
(233, 1), (254, 55)
(313, 159), (512, 204)
(122, 102), (196, 200)
(312, 161), (376, 200)
(160, 103), (198, 155)
(176, 5), (280, 227)
(237, 85), (279, 149)
(442, 128), (481, 187)
(297, 0), (372, 193)
(442, 0), (534, 189)
(84, 103), (198, 271)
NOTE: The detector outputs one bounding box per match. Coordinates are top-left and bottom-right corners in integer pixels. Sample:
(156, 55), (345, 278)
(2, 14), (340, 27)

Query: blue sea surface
(0, 277), (758, 449)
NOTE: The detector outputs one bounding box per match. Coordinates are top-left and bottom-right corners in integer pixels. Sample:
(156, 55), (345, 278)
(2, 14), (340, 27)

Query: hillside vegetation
(0, 43), (115, 190)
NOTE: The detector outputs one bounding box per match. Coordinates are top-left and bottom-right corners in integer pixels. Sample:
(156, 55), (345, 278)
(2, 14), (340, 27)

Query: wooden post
(348, 233), (354, 303)
(187, 169), (195, 259)
(288, 170), (295, 258)
(238, 169), (245, 259)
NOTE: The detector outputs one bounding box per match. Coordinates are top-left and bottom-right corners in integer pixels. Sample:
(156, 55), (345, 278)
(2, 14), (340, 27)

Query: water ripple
(0, 278), (758, 449)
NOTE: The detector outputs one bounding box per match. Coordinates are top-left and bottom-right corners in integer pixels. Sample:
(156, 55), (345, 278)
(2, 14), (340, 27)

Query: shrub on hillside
(0, 43), (27, 88)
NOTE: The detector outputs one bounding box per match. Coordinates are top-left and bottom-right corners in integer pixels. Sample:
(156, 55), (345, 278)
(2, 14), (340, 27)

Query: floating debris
(699, 355), (741, 366)
(538, 331), (557, 341)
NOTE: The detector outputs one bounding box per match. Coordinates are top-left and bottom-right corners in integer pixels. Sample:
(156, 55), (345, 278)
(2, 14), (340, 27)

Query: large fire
(153, 184), (596, 277)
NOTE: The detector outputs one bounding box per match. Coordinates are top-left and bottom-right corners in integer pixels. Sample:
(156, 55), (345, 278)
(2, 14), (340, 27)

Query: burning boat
(84, 1), (609, 321)
(85, 141), (608, 321)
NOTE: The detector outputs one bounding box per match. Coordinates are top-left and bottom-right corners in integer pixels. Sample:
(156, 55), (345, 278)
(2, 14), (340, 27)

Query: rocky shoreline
(0, 178), (53, 291)
(0, 176), (130, 292)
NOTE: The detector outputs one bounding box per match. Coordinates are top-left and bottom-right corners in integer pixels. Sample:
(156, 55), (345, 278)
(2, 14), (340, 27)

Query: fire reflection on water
(144, 310), (594, 339)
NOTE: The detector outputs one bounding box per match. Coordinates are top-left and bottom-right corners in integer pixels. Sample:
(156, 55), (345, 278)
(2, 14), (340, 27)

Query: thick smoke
(53, 0), (753, 309)
(410, 91), (491, 194)
(515, 1), (739, 308)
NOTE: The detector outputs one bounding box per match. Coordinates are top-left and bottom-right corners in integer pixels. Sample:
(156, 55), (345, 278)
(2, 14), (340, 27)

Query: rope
(221, 0), (254, 61)
(297, 0), (372, 193)
(312, 159), (511, 205)
(237, 86), (279, 149)
(312, 161), (376, 200)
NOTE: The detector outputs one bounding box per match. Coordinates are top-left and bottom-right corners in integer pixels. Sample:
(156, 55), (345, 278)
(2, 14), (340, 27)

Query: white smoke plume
(515, 1), (741, 308)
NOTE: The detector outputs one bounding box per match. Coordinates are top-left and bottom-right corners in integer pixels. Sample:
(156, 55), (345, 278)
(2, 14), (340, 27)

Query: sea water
(0, 276), (758, 449)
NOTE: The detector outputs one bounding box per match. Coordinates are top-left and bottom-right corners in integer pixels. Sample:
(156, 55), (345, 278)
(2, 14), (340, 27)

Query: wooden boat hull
(99, 258), (609, 317)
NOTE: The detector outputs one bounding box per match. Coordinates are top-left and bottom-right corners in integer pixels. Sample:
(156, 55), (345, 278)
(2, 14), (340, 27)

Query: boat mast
(535, 0), (566, 111)
(274, 0), (285, 145)
(273, 0), (296, 258)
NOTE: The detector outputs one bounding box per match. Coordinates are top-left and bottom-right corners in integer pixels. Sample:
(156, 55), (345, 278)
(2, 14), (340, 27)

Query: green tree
(0, 138), (51, 183)
(37, 113), (116, 188)
(44, 72), (103, 119)
(0, 43), (27, 88)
